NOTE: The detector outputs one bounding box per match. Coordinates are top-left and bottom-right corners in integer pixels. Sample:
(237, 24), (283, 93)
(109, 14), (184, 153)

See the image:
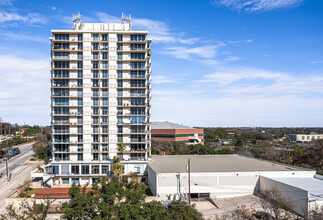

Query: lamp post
(186, 158), (191, 206)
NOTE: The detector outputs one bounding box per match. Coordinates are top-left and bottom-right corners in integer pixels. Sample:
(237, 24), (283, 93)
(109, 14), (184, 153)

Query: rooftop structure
(151, 122), (204, 145)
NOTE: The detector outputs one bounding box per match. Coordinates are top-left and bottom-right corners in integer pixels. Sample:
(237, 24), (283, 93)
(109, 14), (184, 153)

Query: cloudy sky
(0, 0), (322, 127)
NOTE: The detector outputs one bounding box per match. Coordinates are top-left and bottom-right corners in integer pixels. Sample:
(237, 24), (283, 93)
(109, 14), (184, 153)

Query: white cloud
(310, 60), (323, 64)
(162, 43), (226, 60)
(0, 31), (49, 43)
(213, 0), (303, 12)
(0, 0), (13, 5)
(0, 11), (47, 24)
(51, 6), (56, 10)
(152, 75), (178, 84)
(0, 55), (50, 125)
(229, 39), (253, 44)
(179, 37), (200, 45)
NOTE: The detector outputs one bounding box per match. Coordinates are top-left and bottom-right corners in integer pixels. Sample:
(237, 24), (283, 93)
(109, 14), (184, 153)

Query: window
(102, 98), (108, 106)
(71, 165), (79, 174)
(102, 80), (108, 87)
(93, 43), (99, 50)
(102, 116), (108, 124)
(102, 53), (108, 60)
(53, 165), (59, 174)
(54, 61), (69, 68)
(102, 43), (108, 50)
(118, 34), (123, 41)
(93, 52), (99, 60)
(78, 70), (83, 78)
(130, 44), (145, 51)
(77, 107), (83, 115)
(130, 62), (145, 69)
(118, 135), (123, 142)
(77, 61), (83, 69)
(77, 79), (83, 86)
(78, 34), (83, 41)
(77, 153), (83, 161)
(102, 165), (109, 174)
(118, 62), (123, 69)
(61, 165), (69, 175)
(131, 53), (145, 59)
(118, 98), (123, 106)
(102, 126), (108, 133)
(118, 53), (123, 60)
(102, 107), (108, 115)
(55, 34), (69, 40)
(102, 61), (108, 69)
(54, 98), (69, 106)
(130, 116), (146, 124)
(117, 43), (123, 51)
(77, 126), (83, 133)
(78, 43), (83, 50)
(72, 178), (79, 184)
(131, 35), (146, 41)
(93, 79), (99, 87)
(77, 144), (83, 152)
(78, 98), (83, 106)
(118, 116), (123, 124)
(54, 70), (69, 78)
(93, 98), (99, 106)
(102, 70), (108, 78)
(117, 80), (123, 87)
(77, 52), (83, 59)
(92, 70), (99, 79)
(117, 89), (123, 97)
(131, 98), (145, 105)
(117, 107), (123, 115)
(81, 165), (89, 174)
(93, 135), (99, 142)
(130, 80), (145, 87)
(93, 61), (99, 69)
(102, 89), (108, 97)
(93, 107), (99, 115)
(118, 126), (123, 133)
(78, 135), (83, 143)
(93, 89), (99, 96)
(118, 70), (123, 78)
(93, 34), (99, 41)
(93, 154), (99, 161)
(102, 34), (108, 41)
(62, 178), (69, 184)
(77, 88), (83, 97)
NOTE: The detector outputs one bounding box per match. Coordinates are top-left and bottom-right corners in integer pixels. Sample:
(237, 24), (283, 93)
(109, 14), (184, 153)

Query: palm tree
(111, 156), (123, 179)
(117, 142), (126, 160)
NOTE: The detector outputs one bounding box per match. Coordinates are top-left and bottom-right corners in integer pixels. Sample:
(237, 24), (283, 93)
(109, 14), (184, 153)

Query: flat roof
(151, 121), (194, 130)
(148, 155), (309, 173)
(272, 177), (323, 200)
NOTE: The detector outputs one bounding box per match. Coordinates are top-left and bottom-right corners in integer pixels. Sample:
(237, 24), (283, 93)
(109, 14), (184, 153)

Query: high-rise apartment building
(48, 15), (151, 185)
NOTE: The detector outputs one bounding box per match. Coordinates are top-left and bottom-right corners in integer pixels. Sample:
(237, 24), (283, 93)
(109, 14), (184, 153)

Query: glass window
(77, 52), (83, 59)
(117, 53), (123, 60)
(102, 107), (108, 115)
(93, 89), (99, 96)
(118, 34), (123, 41)
(102, 53), (108, 60)
(102, 165), (109, 174)
(102, 70), (108, 78)
(102, 98), (108, 106)
(78, 153), (83, 161)
(118, 70), (123, 78)
(118, 62), (123, 69)
(72, 178), (79, 184)
(62, 178), (69, 184)
(78, 70), (83, 78)
(117, 80), (123, 87)
(71, 165), (79, 174)
(102, 34), (108, 41)
(81, 165), (89, 174)
(93, 107), (99, 115)
(53, 165), (59, 174)
(78, 34), (83, 41)
(77, 88), (83, 97)
(93, 52), (99, 60)
(93, 34), (99, 41)
(93, 79), (99, 87)
(93, 70), (99, 78)
(78, 98), (83, 106)
(93, 61), (99, 69)
(102, 89), (108, 97)
(102, 80), (108, 87)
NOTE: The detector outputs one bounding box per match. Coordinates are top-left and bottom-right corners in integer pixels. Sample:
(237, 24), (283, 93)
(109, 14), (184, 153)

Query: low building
(151, 122), (204, 145)
(287, 133), (323, 144)
(147, 155), (322, 216)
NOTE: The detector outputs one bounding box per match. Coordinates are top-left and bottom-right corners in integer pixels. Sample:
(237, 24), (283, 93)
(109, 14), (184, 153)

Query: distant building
(147, 155), (323, 217)
(287, 133), (323, 144)
(151, 122), (204, 145)
(218, 139), (234, 146)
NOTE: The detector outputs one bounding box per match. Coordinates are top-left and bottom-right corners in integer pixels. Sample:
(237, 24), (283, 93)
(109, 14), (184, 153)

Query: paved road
(0, 142), (41, 211)
(0, 143), (34, 178)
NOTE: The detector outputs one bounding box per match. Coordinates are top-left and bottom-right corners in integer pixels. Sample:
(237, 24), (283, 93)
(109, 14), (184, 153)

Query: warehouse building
(151, 122), (204, 145)
(147, 155), (323, 216)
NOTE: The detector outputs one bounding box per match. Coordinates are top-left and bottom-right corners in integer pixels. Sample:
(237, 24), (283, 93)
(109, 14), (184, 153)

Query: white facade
(287, 133), (323, 143)
(147, 155), (316, 201)
(48, 20), (151, 185)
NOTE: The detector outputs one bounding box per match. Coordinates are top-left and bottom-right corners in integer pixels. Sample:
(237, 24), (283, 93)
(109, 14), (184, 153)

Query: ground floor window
(62, 178), (69, 184)
(72, 178), (79, 184)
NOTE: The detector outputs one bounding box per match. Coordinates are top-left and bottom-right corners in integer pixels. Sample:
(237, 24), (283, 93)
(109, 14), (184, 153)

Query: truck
(7, 147), (20, 157)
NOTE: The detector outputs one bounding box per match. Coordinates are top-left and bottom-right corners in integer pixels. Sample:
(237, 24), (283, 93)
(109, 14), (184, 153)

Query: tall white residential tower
(48, 15), (151, 185)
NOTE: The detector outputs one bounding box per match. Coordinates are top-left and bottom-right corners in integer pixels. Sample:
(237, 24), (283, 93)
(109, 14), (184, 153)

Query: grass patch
(18, 188), (40, 198)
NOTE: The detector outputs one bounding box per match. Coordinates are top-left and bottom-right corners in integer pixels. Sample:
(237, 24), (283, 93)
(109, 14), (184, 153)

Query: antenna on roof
(73, 12), (82, 23)
(121, 12), (131, 27)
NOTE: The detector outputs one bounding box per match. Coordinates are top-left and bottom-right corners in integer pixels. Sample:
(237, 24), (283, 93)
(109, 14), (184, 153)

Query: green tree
(117, 142), (126, 160)
(167, 200), (204, 220)
(111, 156), (124, 179)
(0, 199), (50, 220)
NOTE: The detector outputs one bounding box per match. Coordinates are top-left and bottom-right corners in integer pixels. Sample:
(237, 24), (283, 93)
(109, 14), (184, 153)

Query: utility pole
(188, 158), (191, 206)
(5, 128), (10, 184)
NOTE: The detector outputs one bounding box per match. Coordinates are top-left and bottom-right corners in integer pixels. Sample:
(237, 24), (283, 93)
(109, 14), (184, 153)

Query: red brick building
(151, 122), (204, 145)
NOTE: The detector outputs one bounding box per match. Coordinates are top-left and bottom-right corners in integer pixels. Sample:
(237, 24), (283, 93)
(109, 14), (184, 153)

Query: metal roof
(148, 155), (311, 173)
(272, 177), (323, 200)
(151, 121), (194, 130)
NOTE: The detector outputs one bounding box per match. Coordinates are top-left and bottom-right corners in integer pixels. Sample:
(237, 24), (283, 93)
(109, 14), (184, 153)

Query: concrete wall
(147, 166), (157, 196)
(259, 176), (309, 216)
(150, 170), (315, 201)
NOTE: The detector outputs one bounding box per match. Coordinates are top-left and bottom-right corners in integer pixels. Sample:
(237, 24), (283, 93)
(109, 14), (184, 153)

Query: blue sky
(0, 0), (322, 127)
